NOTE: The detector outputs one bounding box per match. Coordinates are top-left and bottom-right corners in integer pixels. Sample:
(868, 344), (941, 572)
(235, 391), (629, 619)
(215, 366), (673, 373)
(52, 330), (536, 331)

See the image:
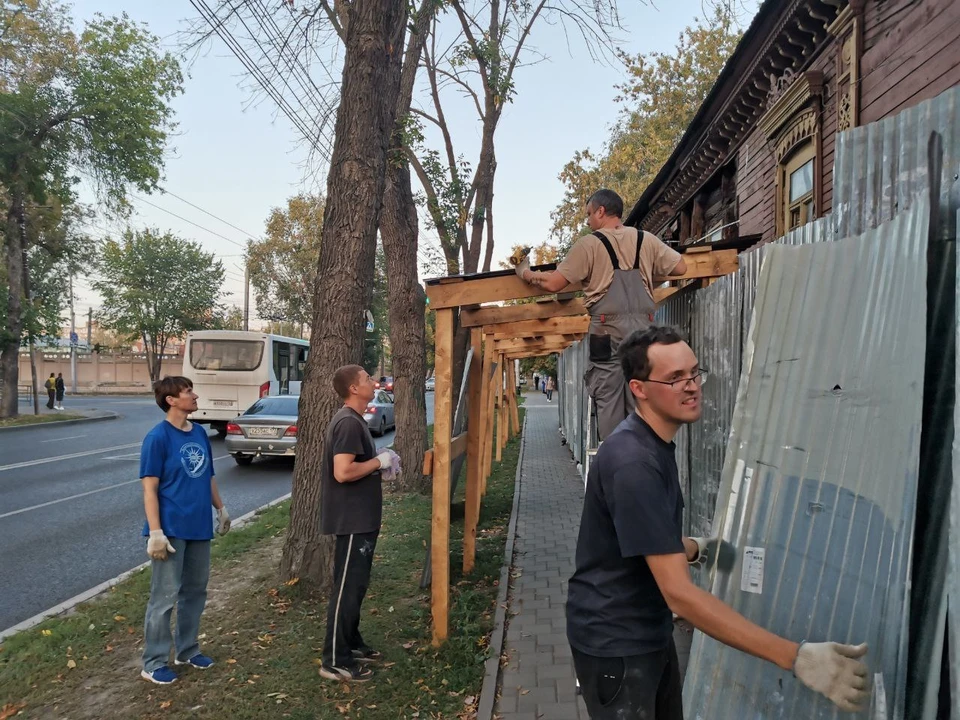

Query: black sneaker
(319, 664), (373, 682)
(351, 647), (383, 664)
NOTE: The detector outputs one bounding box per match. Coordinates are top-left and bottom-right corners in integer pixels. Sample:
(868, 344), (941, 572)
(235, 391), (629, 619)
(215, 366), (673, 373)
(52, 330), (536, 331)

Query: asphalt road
(0, 392), (435, 633)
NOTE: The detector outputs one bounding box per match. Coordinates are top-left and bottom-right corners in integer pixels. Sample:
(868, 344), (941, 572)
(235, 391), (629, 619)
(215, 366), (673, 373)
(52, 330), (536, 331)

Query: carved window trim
(829, 3), (863, 132)
(774, 110), (821, 235)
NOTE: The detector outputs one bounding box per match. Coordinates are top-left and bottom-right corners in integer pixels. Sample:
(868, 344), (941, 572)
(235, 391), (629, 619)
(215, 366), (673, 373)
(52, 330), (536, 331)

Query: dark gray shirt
(320, 406), (382, 536)
(566, 412), (685, 657)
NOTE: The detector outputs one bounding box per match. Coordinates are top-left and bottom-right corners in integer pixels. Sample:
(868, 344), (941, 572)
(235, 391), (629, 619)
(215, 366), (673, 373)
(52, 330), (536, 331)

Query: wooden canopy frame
(423, 248), (738, 645)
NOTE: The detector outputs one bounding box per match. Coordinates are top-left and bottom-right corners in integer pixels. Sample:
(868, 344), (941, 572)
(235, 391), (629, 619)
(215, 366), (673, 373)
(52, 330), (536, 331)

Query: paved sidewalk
(494, 391), (692, 720)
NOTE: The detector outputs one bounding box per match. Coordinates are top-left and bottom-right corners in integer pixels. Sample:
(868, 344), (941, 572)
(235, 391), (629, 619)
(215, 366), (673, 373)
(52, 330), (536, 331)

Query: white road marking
(39, 434), (87, 443)
(0, 443), (141, 473)
(104, 452), (141, 460)
(0, 453), (233, 518)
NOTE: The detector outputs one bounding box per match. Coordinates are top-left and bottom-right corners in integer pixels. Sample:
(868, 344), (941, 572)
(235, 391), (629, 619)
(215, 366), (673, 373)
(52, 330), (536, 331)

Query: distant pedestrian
(320, 364), (398, 683)
(139, 376), (230, 685)
(44, 373), (55, 409)
(55, 373), (65, 410)
(546, 376), (555, 402)
(533, 373), (539, 391)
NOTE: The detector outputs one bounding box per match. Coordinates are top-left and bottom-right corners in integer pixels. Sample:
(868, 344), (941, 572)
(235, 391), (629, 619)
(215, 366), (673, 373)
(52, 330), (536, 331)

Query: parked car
(425, 376), (435, 391)
(225, 395), (299, 466)
(364, 389), (396, 436)
(375, 376), (395, 392)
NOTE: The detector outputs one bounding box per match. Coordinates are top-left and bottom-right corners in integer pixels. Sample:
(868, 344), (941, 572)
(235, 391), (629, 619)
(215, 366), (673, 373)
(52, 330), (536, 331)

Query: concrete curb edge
(477, 413), (527, 720)
(0, 411), (122, 434)
(0, 492), (292, 643)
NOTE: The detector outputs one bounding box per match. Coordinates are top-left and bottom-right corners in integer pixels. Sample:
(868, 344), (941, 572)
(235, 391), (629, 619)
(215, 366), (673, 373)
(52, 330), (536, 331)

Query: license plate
(212, 400), (234, 407)
(247, 426), (278, 437)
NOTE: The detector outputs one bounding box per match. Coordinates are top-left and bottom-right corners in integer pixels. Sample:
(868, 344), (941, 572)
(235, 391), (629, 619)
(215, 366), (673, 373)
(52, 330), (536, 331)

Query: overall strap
(634, 228), (644, 269)
(592, 231), (620, 270)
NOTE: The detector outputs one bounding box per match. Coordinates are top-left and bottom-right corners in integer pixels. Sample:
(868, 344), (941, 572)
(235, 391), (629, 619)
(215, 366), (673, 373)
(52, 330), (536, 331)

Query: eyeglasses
(644, 370), (708, 392)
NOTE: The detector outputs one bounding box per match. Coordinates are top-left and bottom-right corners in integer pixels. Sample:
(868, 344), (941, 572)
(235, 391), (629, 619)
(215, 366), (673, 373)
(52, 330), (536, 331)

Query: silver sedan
(225, 395), (299, 466)
(363, 390), (396, 436)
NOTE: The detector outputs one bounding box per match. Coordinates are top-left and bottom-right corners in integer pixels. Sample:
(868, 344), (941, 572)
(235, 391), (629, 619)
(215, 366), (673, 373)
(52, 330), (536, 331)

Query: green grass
(0, 413), (86, 428)
(0, 413), (524, 720)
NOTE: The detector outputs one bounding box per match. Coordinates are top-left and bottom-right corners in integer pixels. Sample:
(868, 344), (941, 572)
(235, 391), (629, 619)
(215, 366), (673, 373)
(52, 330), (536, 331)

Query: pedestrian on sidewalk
(566, 325), (869, 719)
(545, 375), (555, 402)
(54, 373), (65, 410)
(44, 373), (56, 409)
(139, 376), (231, 686)
(320, 364), (398, 683)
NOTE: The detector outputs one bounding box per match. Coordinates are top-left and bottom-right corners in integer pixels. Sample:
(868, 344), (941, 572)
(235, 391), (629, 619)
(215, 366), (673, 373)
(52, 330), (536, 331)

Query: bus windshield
(190, 339), (264, 371)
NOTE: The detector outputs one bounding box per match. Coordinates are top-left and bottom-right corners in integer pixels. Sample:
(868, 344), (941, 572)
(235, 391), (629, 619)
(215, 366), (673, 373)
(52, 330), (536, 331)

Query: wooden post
(463, 328), (483, 574)
(482, 345), (497, 495)
(495, 359), (504, 462)
(507, 361), (520, 438)
(431, 308), (455, 646)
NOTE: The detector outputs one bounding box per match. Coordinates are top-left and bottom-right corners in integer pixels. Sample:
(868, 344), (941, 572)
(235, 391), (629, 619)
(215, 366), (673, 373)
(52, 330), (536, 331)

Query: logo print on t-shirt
(179, 442), (208, 478)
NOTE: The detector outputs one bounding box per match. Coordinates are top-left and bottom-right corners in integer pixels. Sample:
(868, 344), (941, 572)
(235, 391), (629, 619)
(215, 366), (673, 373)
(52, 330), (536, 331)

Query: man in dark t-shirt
(566, 326), (870, 719)
(319, 364), (395, 683)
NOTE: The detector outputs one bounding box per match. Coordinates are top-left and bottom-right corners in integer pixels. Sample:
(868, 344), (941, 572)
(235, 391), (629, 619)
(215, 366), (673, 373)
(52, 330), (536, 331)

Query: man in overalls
(516, 189), (687, 439)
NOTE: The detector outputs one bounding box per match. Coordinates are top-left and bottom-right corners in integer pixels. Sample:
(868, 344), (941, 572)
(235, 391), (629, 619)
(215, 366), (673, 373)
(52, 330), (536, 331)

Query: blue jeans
(142, 538), (211, 672)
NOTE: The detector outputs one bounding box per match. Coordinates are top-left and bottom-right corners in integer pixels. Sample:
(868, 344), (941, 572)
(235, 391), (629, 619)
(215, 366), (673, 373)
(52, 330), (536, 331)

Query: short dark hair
(619, 325), (686, 382)
(332, 364), (364, 400)
(153, 375), (193, 412)
(586, 189), (624, 218)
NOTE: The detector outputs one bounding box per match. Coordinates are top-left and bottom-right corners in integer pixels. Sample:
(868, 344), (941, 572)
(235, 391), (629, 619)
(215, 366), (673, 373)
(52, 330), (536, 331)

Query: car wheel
(234, 454), (254, 466)
(213, 423), (228, 439)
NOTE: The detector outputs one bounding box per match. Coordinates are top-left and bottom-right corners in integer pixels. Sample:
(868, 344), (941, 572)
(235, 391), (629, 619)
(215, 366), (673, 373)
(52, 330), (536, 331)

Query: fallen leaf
(66, 659), (77, 669)
(159, 700), (172, 709)
(226, 658), (237, 664)
(402, 641), (415, 649)
(113, 615), (126, 622)
(88, 624), (96, 631)
(520, 689), (529, 695)
(388, 605), (394, 613)
(127, 627), (135, 635)
(284, 577), (300, 587)
(0, 703), (26, 720)
(105, 645), (114, 653)
(41, 629), (52, 637)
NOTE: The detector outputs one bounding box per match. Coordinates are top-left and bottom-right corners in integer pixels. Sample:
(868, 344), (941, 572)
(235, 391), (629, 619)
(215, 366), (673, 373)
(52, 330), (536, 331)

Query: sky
(67, 0), (755, 328)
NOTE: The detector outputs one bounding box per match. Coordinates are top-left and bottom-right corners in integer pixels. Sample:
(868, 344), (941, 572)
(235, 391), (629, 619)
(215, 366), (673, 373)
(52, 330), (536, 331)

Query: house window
(784, 147), (815, 231)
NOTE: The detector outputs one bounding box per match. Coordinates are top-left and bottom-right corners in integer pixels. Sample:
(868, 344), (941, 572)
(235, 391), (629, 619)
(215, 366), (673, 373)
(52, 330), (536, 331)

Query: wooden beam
(425, 250), (738, 309)
(507, 361), (520, 439)
(461, 298), (587, 327)
(495, 358), (504, 463)
(482, 351), (497, 493)
(431, 307), (455, 646)
(463, 328), (483, 575)
(494, 335), (575, 354)
(422, 449), (434, 476)
(451, 432), (468, 461)
(485, 314), (590, 340)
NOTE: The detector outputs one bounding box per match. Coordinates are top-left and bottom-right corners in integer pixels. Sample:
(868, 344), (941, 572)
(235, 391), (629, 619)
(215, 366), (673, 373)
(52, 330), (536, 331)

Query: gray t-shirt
(320, 406), (383, 536)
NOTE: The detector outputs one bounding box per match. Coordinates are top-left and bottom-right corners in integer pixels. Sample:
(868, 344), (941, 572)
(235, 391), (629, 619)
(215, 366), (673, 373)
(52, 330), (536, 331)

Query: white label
(873, 673), (887, 720)
(741, 547), (765, 594)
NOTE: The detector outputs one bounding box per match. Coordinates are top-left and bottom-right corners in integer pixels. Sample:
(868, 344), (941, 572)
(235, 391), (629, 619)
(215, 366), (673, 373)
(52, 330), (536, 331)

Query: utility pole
(87, 307), (92, 347)
(243, 261), (250, 331)
(69, 274), (77, 393)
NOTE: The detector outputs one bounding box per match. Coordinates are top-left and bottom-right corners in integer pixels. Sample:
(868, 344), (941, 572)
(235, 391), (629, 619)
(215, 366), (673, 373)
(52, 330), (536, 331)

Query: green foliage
(93, 228), (224, 377)
(550, 8), (742, 250)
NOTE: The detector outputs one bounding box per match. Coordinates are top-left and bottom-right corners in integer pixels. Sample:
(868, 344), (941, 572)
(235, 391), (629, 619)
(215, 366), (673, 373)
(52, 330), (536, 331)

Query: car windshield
(190, 339), (264, 371)
(243, 396), (299, 416)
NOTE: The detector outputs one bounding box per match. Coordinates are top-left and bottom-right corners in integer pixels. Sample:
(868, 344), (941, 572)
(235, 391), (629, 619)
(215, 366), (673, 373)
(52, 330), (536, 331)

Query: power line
(130, 194), (246, 249)
(158, 189), (261, 241)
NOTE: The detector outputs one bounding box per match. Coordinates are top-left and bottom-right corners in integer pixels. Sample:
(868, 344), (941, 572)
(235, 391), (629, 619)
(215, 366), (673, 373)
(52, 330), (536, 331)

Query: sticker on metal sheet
(873, 673), (887, 720)
(740, 547), (765, 594)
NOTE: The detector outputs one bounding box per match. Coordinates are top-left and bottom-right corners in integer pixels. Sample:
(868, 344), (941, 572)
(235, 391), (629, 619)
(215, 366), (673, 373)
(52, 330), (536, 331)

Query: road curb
(0, 492), (292, 643)
(0, 412), (122, 434)
(477, 413), (526, 720)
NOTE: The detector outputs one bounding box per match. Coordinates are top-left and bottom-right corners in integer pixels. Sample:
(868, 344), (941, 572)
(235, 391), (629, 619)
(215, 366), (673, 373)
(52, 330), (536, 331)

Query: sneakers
(351, 647), (382, 664)
(175, 653), (215, 669)
(319, 663), (374, 682)
(141, 666), (178, 685)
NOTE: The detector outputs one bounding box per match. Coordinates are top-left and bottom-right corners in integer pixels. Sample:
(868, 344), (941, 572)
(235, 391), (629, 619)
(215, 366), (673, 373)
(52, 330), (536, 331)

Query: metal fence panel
(683, 199), (929, 720)
(953, 213), (960, 719)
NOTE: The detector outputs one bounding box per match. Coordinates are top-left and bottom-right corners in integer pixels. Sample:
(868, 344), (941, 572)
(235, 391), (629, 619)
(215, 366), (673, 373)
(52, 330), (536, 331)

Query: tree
(218, 305), (245, 330)
(247, 193), (324, 330)
(0, 1), (183, 417)
(277, 0), (409, 588)
(550, 8), (742, 249)
(93, 228), (225, 381)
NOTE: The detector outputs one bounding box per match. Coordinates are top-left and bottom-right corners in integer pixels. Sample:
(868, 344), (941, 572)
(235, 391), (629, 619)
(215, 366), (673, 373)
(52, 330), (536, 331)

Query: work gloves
(216, 506), (231, 535)
(515, 255), (530, 280)
(688, 536), (737, 573)
(377, 449), (402, 482)
(147, 530), (175, 561)
(794, 641), (870, 711)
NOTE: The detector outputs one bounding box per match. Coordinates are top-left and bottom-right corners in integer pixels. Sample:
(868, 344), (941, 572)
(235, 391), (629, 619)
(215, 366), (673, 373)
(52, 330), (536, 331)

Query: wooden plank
(463, 327), (484, 575)
(495, 358), (505, 462)
(424, 250), (738, 309)
(422, 449), (434, 476)
(451, 432), (468, 460)
(494, 335), (576, 354)
(508, 361), (520, 438)
(431, 307), (455, 646)
(654, 285), (681, 305)
(486, 314), (590, 340)
(482, 349), (498, 492)
(461, 298), (587, 327)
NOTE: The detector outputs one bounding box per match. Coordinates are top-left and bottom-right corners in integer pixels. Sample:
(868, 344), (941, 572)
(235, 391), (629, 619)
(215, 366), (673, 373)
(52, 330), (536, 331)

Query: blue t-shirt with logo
(140, 421), (215, 540)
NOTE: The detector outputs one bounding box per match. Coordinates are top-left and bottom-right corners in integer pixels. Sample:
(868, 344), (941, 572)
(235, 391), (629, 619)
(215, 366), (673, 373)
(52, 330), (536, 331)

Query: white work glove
(689, 536), (737, 573)
(216, 506), (231, 535)
(379, 449), (402, 482)
(147, 530), (176, 561)
(376, 451), (392, 470)
(793, 641), (869, 711)
(515, 255), (530, 280)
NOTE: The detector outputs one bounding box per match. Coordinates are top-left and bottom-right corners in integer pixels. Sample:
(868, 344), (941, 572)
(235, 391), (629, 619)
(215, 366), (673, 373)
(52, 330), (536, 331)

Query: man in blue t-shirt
(139, 376), (231, 685)
(566, 326), (870, 718)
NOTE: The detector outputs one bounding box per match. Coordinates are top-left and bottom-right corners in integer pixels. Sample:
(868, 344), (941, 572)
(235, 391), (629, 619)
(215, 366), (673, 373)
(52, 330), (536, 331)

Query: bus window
(295, 346), (309, 379)
(274, 342), (292, 394)
(190, 340), (264, 371)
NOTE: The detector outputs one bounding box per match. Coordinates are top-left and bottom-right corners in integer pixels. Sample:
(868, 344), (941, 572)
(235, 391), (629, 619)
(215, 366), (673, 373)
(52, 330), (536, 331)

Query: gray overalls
(584, 229), (656, 440)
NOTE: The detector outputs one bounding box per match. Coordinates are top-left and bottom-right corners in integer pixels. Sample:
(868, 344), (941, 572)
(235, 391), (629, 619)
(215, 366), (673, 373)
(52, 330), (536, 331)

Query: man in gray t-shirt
(319, 365), (394, 683)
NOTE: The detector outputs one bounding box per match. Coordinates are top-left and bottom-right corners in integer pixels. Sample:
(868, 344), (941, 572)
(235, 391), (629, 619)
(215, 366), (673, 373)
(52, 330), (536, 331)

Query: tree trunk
(280, 0), (408, 587)
(0, 194), (26, 419)
(28, 340), (39, 415)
